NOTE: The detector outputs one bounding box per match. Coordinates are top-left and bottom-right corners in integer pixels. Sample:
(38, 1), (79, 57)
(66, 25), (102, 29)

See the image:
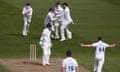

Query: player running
(22, 3), (33, 36)
(39, 23), (52, 66)
(80, 36), (116, 72)
(60, 3), (74, 41)
(62, 50), (79, 72)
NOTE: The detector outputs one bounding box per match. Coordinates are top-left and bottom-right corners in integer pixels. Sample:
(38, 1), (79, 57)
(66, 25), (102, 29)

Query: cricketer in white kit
(22, 3), (33, 36)
(80, 36), (116, 72)
(62, 50), (79, 72)
(60, 3), (74, 41)
(54, 2), (64, 39)
(39, 23), (52, 66)
(44, 8), (57, 32)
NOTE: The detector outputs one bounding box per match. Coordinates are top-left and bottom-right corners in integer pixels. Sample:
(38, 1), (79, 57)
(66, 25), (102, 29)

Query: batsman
(22, 3), (33, 36)
(39, 23), (52, 66)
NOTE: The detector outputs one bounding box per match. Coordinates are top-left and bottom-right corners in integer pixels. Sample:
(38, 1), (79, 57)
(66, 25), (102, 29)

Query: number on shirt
(68, 65), (74, 72)
(99, 47), (105, 52)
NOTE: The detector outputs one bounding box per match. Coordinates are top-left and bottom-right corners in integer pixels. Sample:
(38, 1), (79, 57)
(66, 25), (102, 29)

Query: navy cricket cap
(26, 2), (30, 6)
(66, 50), (72, 57)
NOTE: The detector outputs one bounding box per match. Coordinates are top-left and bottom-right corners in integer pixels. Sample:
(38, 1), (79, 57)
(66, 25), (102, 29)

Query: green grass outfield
(0, 0), (120, 72)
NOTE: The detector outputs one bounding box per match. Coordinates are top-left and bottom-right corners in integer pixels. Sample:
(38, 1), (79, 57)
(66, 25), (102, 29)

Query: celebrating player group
(44, 2), (74, 42)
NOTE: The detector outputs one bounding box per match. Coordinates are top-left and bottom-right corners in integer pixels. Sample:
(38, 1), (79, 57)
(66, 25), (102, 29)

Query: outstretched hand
(80, 43), (84, 47)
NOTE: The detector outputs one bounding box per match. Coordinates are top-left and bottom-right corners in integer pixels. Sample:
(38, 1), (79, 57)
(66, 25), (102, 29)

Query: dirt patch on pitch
(0, 58), (90, 72)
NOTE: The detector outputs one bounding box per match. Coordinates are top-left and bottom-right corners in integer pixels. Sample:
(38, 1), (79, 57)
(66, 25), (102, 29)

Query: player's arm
(76, 66), (79, 72)
(108, 43), (116, 48)
(22, 8), (26, 15)
(49, 14), (57, 21)
(80, 43), (93, 48)
(61, 67), (65, 72)
(39, 32), (46, 45)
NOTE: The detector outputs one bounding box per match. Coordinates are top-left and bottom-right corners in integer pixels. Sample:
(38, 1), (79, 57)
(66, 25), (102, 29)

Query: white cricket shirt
(42, 28), (51, 43)
(62, 57), (78, 72)
(44, 12), (57, 25)
(22, 6), (33, 16)
(92, 40), (109, 59)
(63, 7), (73, 23)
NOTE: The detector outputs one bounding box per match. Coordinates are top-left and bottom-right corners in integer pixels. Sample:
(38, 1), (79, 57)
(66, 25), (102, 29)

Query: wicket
(30, 43), (36, 62)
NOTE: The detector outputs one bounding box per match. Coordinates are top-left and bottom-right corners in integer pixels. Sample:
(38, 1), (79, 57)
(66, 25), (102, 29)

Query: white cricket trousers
(94, 58), (104, 72)
(60, 21), (72, 40)
(22, 15), (32, 36)
(54, 21), (60, 39)
(41, 43), (51, 65)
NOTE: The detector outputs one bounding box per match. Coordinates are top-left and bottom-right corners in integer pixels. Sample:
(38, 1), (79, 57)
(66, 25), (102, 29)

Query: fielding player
(80, 36), (116, 72)
(54, 1), (64, 39)
(62, 50), (79, 72)
(39, 23), (52, 66)
(60, 3), (74, 41)
(22, 3), (33, 36)
(44, 7), (57, 32)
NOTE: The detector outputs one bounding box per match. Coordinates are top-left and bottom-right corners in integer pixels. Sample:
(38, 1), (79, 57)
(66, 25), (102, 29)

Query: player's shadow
(8, 33), (23, 37)
(22, 61), (43, 66)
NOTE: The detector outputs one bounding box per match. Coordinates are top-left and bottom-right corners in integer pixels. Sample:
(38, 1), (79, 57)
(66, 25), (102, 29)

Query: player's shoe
(54, 36), (59, 39)
(46, 63), (50, 66)
(60, 38), (66, 41)
(22, 31), (27, 36)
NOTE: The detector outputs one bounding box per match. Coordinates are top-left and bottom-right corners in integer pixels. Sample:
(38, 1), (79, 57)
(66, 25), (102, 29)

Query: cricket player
(39, 23), (52, 66)
(22, 3), (33, 36)
(54, 2), (64, 39)
(80, 36), (116, 72)
(44, 7), (57, 32)
(62, 50), (79, 72)
(60, 3), (74, 41)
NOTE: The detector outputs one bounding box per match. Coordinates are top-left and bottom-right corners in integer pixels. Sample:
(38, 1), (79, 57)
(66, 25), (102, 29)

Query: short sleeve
(92, 43), (97, 47)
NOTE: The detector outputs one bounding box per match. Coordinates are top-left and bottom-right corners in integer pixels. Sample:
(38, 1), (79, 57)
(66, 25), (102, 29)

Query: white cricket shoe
(60, 38), (66, 41)
(22, 31), (27, 36)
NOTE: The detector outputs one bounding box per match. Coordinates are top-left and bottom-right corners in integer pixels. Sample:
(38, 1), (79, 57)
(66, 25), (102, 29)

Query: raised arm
(108, 43), (116, 48)
(80, 43), (93, 48)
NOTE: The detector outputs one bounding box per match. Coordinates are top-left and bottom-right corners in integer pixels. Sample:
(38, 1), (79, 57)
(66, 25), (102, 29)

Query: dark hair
(98, 36), (102, 41)
(26, 3), (30, 6)
(49, 7), (54, 11)
(66, 50), (72, 57)
(56, 1), (60, 5)
(63, 2), (68, 6)
(46, 23), (52, 28)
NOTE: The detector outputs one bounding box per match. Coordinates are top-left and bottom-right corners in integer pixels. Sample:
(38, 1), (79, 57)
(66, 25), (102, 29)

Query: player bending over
(80, 36), (116, 72)
(44, 7), (58, 35)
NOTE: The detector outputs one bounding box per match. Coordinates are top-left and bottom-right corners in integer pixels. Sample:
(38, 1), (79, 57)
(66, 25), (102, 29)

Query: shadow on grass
(22, 61), (43, 66)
